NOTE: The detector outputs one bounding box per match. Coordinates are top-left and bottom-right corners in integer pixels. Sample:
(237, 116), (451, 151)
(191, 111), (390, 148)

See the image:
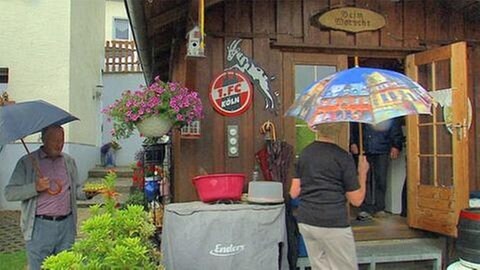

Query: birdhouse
(186, 25), (205, 58)
(180, 120), (201, 138)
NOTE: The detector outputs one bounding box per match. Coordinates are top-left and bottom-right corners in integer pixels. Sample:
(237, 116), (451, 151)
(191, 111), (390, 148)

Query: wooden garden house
(125, 0), (480, 240)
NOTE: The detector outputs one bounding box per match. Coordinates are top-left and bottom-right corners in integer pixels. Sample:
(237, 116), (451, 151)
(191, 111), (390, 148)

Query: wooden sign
(209, 70), (253, 117)
(315, 7), (385, 33)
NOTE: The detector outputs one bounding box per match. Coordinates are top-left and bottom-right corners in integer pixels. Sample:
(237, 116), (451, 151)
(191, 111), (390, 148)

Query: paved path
(0, 211), (24, 253)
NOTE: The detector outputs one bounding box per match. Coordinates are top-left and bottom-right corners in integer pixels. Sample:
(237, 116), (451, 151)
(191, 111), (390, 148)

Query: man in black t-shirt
(290, 123), (369, 270)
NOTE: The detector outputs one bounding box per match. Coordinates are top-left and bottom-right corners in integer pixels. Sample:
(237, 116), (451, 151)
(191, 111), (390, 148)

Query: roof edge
(124, 0), (153, 84)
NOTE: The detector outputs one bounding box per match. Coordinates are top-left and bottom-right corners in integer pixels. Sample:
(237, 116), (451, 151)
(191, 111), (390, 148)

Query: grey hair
(315, 123), (343, 139)
(40, 125), (63, 142)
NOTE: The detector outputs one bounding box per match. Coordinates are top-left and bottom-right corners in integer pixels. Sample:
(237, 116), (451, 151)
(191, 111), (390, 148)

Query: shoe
(374, 211), (388, 218)
(356, 211), (372, 221)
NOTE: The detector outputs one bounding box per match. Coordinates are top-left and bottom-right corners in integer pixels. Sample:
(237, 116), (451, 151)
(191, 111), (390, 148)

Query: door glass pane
(417, 63), (434, 186)
(420, 157), (434, 185)
(419, 125), (433, 155)
(294, 65), (336, 156)
(438, 157), (453, 186)
(417, 63), (433, 125)
(417, 59), (453, 187)
(434, 60), (453, 187)
(435, 101), (444, 122)
(436, 125), (452, 155)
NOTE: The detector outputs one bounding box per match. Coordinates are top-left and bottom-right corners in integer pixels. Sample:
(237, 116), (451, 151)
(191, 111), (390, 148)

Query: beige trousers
(298, 223), (358, 270)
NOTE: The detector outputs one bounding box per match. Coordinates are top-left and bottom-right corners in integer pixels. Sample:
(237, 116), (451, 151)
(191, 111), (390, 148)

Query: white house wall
(69, 0), (105, 146)
(0, 0), (105, 210)
(105, 0), (130, 41)
(0, 0), (71, 136)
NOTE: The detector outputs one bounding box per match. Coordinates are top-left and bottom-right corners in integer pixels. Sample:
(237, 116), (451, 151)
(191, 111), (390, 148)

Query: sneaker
(374, 211), (388, 218)
(356, 211), (372, 221)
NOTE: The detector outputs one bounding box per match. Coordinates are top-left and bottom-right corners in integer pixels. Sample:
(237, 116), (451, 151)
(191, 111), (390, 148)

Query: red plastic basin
(192, 173), (245, 202)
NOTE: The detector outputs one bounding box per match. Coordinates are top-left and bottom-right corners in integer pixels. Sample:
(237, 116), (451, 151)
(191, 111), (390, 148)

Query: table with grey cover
(161, 201), (289, 270)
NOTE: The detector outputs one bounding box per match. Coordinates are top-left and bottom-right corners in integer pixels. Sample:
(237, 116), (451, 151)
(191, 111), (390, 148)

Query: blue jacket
(350, 118), (404, 154)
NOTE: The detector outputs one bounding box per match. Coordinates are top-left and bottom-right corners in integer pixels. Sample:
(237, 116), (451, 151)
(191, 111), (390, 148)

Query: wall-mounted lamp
(93, 84), (103, 100)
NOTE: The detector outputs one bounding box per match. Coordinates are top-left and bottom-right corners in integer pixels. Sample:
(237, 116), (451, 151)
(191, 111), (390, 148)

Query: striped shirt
(36, 148), (71, 216)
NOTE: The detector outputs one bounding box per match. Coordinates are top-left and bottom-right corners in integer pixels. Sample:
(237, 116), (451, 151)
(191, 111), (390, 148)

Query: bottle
(252, 164), (260, 181)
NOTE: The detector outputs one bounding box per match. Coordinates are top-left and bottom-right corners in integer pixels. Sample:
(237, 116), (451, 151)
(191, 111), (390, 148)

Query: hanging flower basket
(102, 77), (204, 140)
(135, 115), (173, 137)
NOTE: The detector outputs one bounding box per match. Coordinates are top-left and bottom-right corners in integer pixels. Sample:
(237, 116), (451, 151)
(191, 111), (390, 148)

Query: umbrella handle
(21, 139), (43, 179)
(260, 121), (277, 141)
(270, 123), (276, 141)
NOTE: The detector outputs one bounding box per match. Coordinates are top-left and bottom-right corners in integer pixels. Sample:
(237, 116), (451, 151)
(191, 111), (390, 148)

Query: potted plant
(103, 76), (204, 140)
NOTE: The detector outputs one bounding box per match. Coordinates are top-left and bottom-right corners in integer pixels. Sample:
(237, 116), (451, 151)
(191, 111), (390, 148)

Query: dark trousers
(361, 154), (390, 214)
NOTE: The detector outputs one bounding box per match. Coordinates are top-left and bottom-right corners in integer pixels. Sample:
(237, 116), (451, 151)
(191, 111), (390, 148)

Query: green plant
(0, 250), (27, 269)
(124, 188), (145, 207)
(42, 171), (163, 270)
(103, 77), (204, 140)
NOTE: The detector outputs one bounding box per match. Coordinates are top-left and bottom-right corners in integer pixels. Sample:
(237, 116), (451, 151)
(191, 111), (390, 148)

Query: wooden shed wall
(170, 0), (480, 202)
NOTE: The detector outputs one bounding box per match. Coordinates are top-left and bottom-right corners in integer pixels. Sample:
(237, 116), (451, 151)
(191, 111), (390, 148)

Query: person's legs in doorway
(370, 154), (390, 217)
(357, 154), (375, 221)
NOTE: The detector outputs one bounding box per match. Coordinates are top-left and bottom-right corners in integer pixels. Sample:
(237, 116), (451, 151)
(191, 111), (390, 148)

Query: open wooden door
(405, 42), (470, 237)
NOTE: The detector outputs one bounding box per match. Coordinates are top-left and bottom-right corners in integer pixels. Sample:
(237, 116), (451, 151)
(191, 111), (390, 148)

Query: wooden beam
(205, 0), (224, 7)
(272, 41), (426, 58)
(147, 3), (188, 37)
(147, 0), (224, 37)
(207, 31), (276, 39)
(152, 42), (172, 54)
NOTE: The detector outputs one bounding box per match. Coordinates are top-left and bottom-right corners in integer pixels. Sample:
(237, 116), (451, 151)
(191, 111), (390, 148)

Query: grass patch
(0, 250), (27, 270)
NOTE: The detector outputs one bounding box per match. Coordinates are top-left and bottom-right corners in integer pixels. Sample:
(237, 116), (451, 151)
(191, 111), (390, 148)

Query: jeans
(26, 215), (75, 270)
(361, 153), (390, 214)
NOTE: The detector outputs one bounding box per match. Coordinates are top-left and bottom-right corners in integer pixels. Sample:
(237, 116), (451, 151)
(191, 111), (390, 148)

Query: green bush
(124, 188), (146, 208)
(42, 171), (163, 270)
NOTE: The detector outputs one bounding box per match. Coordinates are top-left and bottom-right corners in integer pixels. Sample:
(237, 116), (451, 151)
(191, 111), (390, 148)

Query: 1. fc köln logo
(209, 70), (253, 117)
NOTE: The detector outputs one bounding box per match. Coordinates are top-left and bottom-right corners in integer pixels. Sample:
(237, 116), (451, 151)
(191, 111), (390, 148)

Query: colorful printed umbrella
(286, 67), (433, 127)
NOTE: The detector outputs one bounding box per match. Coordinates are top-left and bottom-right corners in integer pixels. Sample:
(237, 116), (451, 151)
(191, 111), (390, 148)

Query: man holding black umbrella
(5, 124), (98, 270)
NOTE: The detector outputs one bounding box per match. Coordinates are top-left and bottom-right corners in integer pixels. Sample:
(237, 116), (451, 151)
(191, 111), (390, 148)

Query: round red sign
(209, 70), (253, 116)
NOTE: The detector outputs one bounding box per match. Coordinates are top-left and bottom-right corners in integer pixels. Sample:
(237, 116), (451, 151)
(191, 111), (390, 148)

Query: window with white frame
(0, 68), (8, 93)
(113, 18), (130, 40)
(294, 65), (337, 156)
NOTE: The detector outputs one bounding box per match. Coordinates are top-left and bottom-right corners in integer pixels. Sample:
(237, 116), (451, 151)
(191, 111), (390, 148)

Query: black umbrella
(0, 99), (79, 194)
(0, 100), (78, 145)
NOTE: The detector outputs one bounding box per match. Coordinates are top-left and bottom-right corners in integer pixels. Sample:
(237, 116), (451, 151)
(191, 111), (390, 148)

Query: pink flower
(102, 78), (204, 140)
